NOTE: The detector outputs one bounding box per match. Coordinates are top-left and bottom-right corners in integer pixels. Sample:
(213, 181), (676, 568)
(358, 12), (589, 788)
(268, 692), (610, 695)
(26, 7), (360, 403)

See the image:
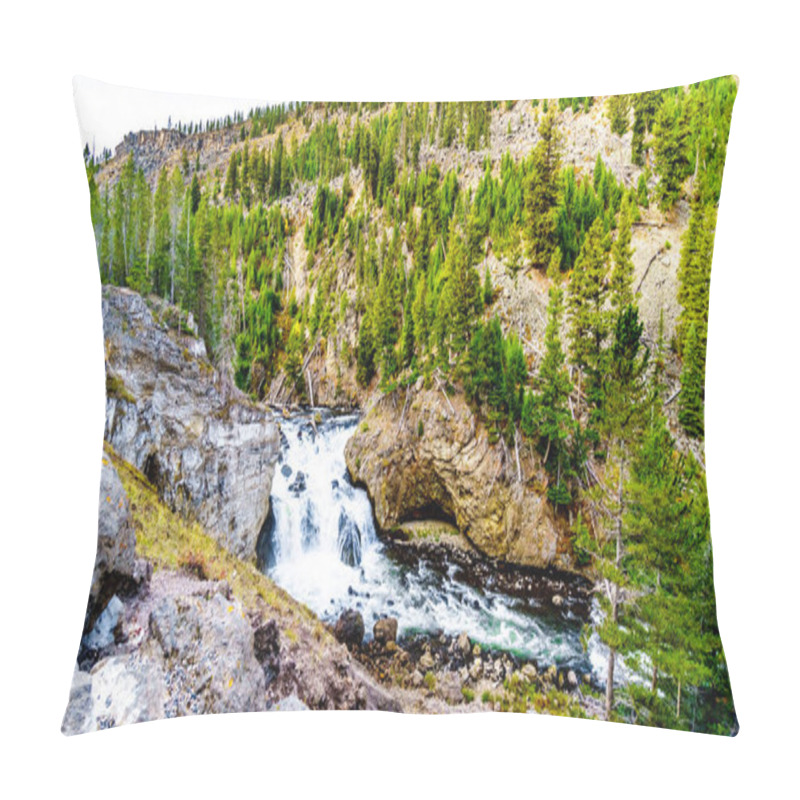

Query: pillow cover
(64, 76), (738, 735)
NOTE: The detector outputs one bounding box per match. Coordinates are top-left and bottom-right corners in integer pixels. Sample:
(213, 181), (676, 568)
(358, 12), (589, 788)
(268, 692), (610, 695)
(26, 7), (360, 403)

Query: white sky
(73, 76), (271, 156)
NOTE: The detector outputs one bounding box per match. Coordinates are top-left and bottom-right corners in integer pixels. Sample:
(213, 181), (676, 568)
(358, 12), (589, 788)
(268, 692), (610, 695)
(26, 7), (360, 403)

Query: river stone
(456, 632), (471, 659)
(552, 594), (564, 607)
(567, 670), (578, 688)
(334, 609), (365, 647)
(101, 286), (279, 563)
(289, 471), (307, 495)
(373, 617), (398, 646)
(469, 658), (483, 681)
(521, 663), (538, 682)
(419, 651), (435, 671)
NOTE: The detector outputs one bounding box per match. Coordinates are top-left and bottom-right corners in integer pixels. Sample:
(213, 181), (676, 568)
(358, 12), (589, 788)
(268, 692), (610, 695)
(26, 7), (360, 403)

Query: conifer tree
(607, 94), (631, 136)
(531, 248), (575, 504)
(356, 311), (376, 386)
(631, 90), (662, 167)
(152, 167), (172, 297)
(637, 172), (649, 208)
(610, 194), (636, 310)
(401, 288), (415, 368)
(284, 321), (306, 398)
(654, 95), (690, 211)
(442, 225), (481, 360)
(523, 108), (562, 269)
(679, 322), (704, 438)
(567, 217), (611, 390)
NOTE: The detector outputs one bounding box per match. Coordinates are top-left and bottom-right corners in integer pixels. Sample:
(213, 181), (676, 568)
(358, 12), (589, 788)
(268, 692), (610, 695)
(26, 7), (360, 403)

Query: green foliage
(523, 108), (562, 269)
(607, 94), (631, 136)
(679, 322), (704, 438)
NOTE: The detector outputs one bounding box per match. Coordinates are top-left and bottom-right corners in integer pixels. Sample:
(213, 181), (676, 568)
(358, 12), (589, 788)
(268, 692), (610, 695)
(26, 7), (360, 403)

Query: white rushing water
(263, 412), (597, 671)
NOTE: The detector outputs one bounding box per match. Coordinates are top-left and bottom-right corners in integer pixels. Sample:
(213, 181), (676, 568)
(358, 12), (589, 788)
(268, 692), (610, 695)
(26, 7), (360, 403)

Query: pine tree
(623, 417), (723, 728)
(532, 248), (575, 503)
(567, 217), (611, 389)
(356, 311), (376, 386)
(637, 172), (649, 208)
(284, 321), (306, 398)
(152, 167), (172, 297)
(631, 90), (662, 167)
(483, 266), (494, 306)
(607, 94), (631, 136)
(679, 322), (704, 438)
(190, 174), (201, 215)
(400, 288), (415, 367)
(654, 94), (690, 211)
(443, 225), (481, 360)
(523, 108), (562, 269)
(676, 195), (715, 363)
(610, 193), (636, 310)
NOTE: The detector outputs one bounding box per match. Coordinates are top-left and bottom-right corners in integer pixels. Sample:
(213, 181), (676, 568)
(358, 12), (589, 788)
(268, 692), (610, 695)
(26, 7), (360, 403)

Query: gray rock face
(86, 458), (140, 631)
(64, 585), (268, 733)
(101, 286), (279, 561)
(94, 458), (137, 589)
(62, 648), (167, 735)
(151, 592), (267, 718)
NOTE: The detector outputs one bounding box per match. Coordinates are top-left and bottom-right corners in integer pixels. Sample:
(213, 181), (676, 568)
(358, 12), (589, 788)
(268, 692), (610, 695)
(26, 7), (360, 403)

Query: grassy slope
(103, 443), (325, 641)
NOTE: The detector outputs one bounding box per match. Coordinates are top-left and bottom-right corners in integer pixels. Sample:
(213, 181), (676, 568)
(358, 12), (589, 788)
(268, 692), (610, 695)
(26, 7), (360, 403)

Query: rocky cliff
(102, 286), (279, 562)
(345, 384), (572, 570)
(63, 450), (402, 734)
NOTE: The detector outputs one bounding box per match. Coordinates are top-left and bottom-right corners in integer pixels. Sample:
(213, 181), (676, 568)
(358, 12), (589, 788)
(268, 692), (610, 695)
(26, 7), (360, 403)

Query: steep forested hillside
(83, 78), (738, 732)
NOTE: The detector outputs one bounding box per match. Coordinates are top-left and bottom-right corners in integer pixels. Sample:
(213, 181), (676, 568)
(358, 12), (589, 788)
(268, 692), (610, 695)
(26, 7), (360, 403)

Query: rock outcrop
(102, 286), (279, 562)
(345, 385), (569, 570)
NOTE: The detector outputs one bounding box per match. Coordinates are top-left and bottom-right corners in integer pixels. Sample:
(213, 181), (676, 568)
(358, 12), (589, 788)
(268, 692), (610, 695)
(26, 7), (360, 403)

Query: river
(259, 410), (609, 677)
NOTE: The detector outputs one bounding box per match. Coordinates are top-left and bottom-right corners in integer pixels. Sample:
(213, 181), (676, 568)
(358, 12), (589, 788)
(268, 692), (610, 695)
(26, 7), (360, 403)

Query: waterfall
(262, 410), (601, 675)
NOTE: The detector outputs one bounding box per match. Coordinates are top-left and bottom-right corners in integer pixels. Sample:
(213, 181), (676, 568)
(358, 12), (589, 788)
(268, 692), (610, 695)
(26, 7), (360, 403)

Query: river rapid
(258, 410), (609, 678)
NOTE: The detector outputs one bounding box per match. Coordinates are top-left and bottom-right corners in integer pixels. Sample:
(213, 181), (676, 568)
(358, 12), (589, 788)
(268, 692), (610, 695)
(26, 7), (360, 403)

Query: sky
(73, 76), (271, 156)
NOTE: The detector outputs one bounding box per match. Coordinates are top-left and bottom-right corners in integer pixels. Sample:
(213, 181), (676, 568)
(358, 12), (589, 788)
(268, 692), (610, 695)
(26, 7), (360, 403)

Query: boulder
(418, 651), (435, 671)
(101, 286), (279, 562)
(455, 632), (471, 659)
(373, 617), (398, 646)
(567, 670), (578, 688)
(469, 658), (483, 681)
(288, 471), (307, 495)
(151, 591), (267, 717)
(333, 609), (365, 647)
(63, 649), (167, 734)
